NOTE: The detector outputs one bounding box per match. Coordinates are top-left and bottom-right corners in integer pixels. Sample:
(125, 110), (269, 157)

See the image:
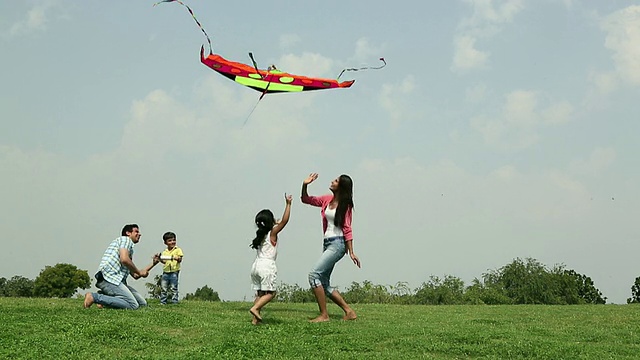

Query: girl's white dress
(250, 231), (278, 291)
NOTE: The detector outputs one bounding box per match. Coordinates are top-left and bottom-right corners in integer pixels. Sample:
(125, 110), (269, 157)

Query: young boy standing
(159, 231), (184, 305)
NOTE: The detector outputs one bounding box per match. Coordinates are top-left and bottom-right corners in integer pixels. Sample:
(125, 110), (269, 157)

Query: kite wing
(200, 47), (355, 94)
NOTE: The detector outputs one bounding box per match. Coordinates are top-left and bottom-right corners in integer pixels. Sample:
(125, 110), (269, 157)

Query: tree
(483, 258), (607, 305)
(414, 275), (465, 305)
(463, 278), (512, 305)
(145, 275), (163, 300)
(627, 277), (640, 304)
(3, 276), (35, 297)
(33, 263), (91, 298)
(389, 281), (415, 304)
(275, 283), (315, 303)
(342, 280), (393, 304)
(185, 285), (220, 301)
(498, 258), (556, 304)
(556, 268), (606, 305)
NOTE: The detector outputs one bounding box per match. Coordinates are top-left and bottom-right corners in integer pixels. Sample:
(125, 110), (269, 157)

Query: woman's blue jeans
(308, 236), (346, 295)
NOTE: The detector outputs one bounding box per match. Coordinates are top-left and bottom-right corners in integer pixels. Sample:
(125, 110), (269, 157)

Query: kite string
(337, 57), (387, 81)
(153, 0), (213, 54)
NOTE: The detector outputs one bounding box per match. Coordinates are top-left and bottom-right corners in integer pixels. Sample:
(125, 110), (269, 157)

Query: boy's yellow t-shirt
(162, 247), (184, 273)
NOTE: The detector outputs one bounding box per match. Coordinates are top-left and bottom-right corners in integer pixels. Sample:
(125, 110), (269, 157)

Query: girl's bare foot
(96, 304), (104, 309)
(249, 308), (262, 321)
(342, 311), (357, 320)
(251, 317), (259, 325)
(309, 315), (330, 323)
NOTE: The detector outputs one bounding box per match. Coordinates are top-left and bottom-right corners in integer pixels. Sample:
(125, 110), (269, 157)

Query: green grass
(0, 298), (638, 359)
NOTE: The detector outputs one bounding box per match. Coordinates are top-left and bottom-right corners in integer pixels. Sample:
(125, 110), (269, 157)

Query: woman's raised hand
(303, 173), (318, 185)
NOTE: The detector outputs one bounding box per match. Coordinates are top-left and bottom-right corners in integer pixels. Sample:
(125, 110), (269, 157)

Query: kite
(153, 0), (386, 121)
(154, 1), (385, 95)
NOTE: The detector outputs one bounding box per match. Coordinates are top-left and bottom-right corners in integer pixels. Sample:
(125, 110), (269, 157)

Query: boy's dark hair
(163, 231), (177, 243)
(250, 209), (275, 249)
(121, 224), (139, 236)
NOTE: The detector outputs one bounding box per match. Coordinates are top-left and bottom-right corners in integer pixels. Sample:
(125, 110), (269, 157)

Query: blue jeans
(308, 236), (346, 295)
(160, 271), (179, 304)
(93, 279), (147, 310)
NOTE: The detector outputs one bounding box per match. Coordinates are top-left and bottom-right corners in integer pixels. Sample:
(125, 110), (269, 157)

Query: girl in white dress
(249, 193), (292, 324)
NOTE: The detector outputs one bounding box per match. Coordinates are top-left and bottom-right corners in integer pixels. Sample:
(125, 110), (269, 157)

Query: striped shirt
(97, 236), (135, 285)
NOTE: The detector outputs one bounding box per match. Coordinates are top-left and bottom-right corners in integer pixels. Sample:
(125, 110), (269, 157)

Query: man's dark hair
(121, 224), (139, 236)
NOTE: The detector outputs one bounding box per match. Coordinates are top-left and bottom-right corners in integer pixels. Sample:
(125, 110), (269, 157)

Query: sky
(1, 0), (638, 304)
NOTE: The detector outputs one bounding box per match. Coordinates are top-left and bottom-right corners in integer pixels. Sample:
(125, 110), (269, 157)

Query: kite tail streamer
(248, 52), (263, 79)
(154, 0), (213, 54)
(248, 52), (272, 100)
(337, 57), (387, 81)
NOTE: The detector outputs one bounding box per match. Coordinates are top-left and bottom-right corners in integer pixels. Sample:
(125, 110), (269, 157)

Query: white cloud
(351, 38), (385, 65)
(279, 33), (301, 49)
(569, 147), (616, 177)
(379, 76), (417, 127)
(471, 90), (573, 150)
(451, 35), (489, 72)
(277, 52), (335, 79)
(465, 83), (488, 103)
(452, 0), (525, 73)
(542, 100), (573, 125)
(600, 6), (640, 85)
(7, 0), (61, 37)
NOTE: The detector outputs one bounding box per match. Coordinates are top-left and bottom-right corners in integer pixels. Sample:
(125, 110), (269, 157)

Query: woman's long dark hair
(250, 209), (275, 249)
(334, 174), (354, 229)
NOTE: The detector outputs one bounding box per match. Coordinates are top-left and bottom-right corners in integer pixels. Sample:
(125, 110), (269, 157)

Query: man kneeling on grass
(84, 224), (160, 310)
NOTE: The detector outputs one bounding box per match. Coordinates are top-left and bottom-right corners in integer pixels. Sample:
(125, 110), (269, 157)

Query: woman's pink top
(301, 193), (353, 241)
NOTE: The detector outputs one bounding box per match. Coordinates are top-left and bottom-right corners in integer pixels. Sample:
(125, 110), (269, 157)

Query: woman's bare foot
(83, 293), (94, 308)
(96, 304), (104, 309)
(249, 308), (262, 321)
(251, 316), (260, 325)
(309, 315), (330, 323)
(342, 311), (357, 320)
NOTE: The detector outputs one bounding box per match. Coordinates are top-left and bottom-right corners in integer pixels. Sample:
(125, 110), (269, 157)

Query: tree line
(275, 257), (611, 305)
(2, 258), (640, 304)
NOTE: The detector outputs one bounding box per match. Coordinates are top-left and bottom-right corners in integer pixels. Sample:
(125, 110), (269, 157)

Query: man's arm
(119, 248), (144, 277)
(131, 254), (161, 279)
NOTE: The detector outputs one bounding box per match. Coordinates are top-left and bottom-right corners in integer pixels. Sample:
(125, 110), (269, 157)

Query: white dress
(250, 231), (278, 291)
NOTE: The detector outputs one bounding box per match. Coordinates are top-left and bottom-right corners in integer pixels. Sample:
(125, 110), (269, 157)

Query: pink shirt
(301, 194), (353, 241)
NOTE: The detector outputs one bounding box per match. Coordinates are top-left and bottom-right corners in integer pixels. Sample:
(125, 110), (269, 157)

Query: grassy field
(0, 298), (638, 359)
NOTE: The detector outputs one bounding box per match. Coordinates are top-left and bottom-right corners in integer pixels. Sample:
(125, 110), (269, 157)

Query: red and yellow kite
(155, 0), (385, 101)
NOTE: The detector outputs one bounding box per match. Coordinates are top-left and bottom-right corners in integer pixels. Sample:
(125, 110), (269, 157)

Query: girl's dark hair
(250, 209), (275, 249)
(334, 174), (354, 229)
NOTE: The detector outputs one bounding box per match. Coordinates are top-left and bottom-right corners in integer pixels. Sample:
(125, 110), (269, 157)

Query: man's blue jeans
(160, 271), (179, 304)
(92, 278), (147, 310)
